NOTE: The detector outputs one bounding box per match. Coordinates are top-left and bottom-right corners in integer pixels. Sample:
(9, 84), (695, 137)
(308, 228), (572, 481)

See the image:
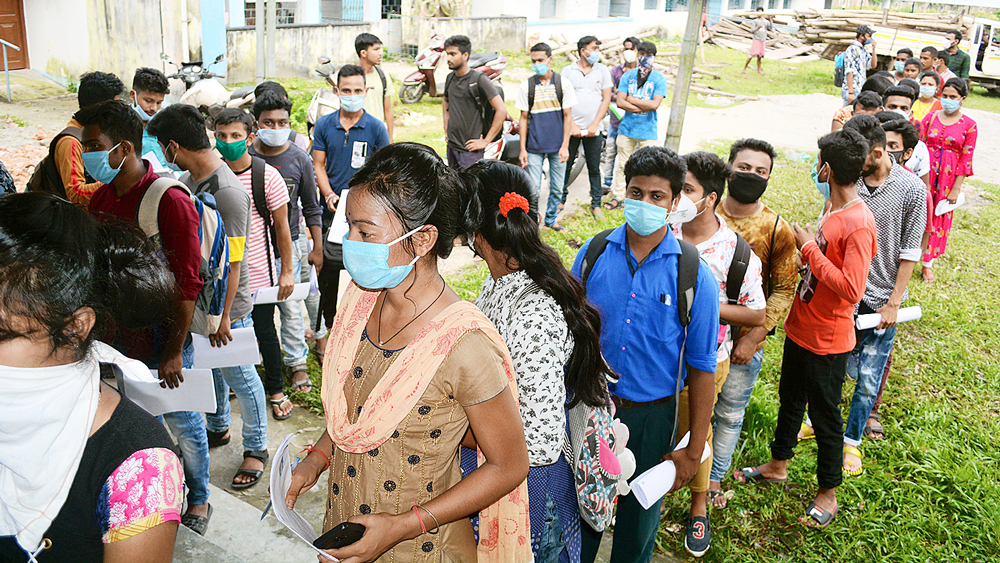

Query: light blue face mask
(163, 143), (183, 172)
(623, 198), (668, 236)
(340, 94), (365, 113)
(812, 160), (831, 200)
(81, 142), (124, 184)
(131, 102), (153, 122)
(893, 60), (905, 73)
(941, 98), (961, 113)
(532, 62), (549, 76)
(586, 50), (601, 65)
(342, 225), (425, 289)
(257, 127), (291, 147)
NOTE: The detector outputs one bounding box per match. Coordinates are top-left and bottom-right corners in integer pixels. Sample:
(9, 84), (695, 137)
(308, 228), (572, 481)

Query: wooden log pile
(704, 14), (807, 54)
(795, 9), (973, 51)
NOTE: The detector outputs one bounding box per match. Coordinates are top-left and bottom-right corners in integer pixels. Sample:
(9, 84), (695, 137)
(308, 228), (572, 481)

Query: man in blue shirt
(572, 146), (720, 563)
(606, 41), (668, 211)
(311, 64), (390, 333)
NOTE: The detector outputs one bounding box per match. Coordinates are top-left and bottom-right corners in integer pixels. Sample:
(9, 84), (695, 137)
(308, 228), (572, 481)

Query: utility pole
(664, 0), (707, 152)
(255, 0), (265, 81)
(266, 0), (277, 78)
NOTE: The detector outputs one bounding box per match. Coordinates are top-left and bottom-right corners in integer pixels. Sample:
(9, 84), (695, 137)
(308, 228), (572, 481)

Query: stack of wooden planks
(704, 14), (817, 60)
(794, 9), (973, 51)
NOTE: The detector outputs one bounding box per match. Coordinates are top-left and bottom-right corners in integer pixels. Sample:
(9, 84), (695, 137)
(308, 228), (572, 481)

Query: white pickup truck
(868, 16), (1000, 91)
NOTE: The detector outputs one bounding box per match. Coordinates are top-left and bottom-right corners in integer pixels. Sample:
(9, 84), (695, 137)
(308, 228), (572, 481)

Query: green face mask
(216, 137), (248, 162)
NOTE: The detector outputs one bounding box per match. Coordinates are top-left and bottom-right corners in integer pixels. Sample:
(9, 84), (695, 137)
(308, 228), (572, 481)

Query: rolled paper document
(855, 306), (922, 330)
(629, 432), (712, 510)
(935, 193), (966, 216)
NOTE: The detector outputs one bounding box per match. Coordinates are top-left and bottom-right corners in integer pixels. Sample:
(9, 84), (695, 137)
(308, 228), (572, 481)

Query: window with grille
(540, 0), (557, 18)
(382, 0), (401, 18)
(750, 0), (763, 8)
(768, 0), (777, 9)
(728, 0), (743, 9)
(666, 0), (688, 11)
(645, 0), (658, 10)
(598, 0), (630, 17)
(783, 0), (791, 8)
(244, 2), (296, 26)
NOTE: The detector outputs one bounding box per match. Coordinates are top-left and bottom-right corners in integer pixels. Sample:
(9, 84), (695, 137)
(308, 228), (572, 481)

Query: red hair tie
(498, 192), (529, 218)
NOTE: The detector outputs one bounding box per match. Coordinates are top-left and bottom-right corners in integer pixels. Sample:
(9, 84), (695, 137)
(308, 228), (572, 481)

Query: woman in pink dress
(919, 77), (977, 283)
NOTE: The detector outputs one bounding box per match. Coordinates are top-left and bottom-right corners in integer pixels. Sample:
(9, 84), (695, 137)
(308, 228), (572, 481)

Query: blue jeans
(205, 315), (268, 452)
(604, 123), (619, 185)
(710, 349), (764, 482)
(843, 325), (896, 447)
(277, 245), (308, 370)
(526, 152), (567, 227)
(157, 343), (212, 506)
(298, 228), (326, 340)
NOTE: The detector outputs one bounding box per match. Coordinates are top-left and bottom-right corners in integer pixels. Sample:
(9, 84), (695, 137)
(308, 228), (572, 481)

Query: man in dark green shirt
(945, 29), (971, 79)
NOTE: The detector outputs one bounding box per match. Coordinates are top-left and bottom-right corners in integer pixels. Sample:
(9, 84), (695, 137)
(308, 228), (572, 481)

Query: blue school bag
(834, 52), (846, 87)
(137, 177), (230, 336)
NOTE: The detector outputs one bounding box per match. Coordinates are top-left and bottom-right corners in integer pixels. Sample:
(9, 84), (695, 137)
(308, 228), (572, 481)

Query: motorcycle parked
(400, 34), (507, 104)
(162, 53), (254, 127)
(306, 56), (340, 139)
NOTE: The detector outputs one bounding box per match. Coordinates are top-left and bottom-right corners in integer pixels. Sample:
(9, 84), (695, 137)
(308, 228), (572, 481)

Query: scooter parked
(306, 56), (340, 140)
(162, 53), (253, 126)
(400, 34), (507, 104)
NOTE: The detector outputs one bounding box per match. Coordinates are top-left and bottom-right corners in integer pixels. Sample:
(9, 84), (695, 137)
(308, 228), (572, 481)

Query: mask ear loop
(387, 224), (428, 266)
(108, 142), (125, 170)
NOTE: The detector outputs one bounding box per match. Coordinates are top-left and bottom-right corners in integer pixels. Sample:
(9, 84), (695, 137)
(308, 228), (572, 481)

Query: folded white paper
(630, 432), (712, 510)
(935, 193), (966, 216)
(253, 283), (311, 304)
(125, 369), (216, 417)
(855, 306), (922, 330)
(327, 189), (350, 244)
(191, 327), (261, 369)
(270, 433), (338, 560)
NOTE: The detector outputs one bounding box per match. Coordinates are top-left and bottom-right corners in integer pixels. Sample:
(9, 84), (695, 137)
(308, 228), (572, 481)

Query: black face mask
(888, 150), (905, 164)
(727, 171), (769, 204)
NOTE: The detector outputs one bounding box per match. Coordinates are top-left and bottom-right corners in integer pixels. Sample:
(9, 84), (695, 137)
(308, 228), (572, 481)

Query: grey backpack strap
(137, 177), (190, 239)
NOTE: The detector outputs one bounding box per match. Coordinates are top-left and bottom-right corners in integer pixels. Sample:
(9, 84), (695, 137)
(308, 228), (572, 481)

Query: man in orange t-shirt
(735, 128), (877, 530)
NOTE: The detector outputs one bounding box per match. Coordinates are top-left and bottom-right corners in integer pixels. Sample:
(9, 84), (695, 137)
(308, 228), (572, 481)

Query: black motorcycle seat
(468, 51), (500, 68)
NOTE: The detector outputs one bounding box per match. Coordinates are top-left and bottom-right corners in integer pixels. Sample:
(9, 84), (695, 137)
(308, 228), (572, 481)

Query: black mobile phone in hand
(313, 522), (366, 550)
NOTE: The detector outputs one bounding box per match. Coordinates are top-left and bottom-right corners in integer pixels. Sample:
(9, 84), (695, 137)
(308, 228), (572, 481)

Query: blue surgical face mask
(257, 127), (291, 147)
(131, 102), (153, 122)
(623, 198), (668, 236)
(342, 225), (425, 289)
(532, 62), (549, 76)
(864, 37), (872, 45)
(941, 98), (961, 113)
(893, 60), (905, 73)
(163, 143), (183, 172)
(340, 94), (365, 113)
(81, 142), (124, 184)
(586, 50), (601, 65)
(813, 160), (831, 200)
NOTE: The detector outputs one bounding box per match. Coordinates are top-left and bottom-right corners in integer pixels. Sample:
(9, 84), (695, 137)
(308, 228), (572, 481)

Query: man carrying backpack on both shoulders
(28, 71), (123, 207)
(572, 147), (720, 563)
(516, 42), (577, 230)
(672, 151), (767, 557)
(441, 34), (507, 171)
(80, 100), (213, 535)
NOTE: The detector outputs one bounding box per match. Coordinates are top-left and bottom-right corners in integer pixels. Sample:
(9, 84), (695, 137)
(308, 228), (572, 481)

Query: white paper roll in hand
(935, 193), (965, 216)
(855, 306), (922, 330)
(629, 432), (712, 510)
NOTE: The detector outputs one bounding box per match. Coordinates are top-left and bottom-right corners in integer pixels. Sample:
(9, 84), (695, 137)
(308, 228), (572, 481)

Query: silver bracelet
(414, 503), (440, 535)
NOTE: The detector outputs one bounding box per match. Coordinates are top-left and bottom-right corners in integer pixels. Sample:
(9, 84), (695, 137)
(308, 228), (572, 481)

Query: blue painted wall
(202, 0), (227, 74)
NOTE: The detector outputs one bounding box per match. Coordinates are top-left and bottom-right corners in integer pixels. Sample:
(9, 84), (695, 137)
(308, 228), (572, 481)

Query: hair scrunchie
(498, 192), (529, 218)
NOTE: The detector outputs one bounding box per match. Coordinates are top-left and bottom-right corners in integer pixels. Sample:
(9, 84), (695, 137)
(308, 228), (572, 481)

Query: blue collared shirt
(572, 224), (720, 402)
(312, 110), (390, 196)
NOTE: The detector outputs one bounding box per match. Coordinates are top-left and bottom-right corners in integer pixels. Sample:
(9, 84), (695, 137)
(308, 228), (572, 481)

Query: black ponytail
(464, 161), (613, 408)
(0, 193), (176, 360)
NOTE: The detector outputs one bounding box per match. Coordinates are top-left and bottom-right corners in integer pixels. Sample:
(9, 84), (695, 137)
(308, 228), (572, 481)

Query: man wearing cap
(843, 25), (879, 106)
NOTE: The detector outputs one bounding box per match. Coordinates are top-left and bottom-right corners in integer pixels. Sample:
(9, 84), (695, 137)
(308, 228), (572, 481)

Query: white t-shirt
(236, 163), (290, 292)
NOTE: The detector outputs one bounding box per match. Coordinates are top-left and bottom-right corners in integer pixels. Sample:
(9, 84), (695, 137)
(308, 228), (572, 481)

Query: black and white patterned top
(476, 270), (572, 467)
(856, 163), (927, 311)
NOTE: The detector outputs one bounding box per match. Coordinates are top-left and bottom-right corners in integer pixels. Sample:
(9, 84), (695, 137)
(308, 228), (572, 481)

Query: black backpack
(579, 227), (700, 448)
(445, 70), (504, 142)
(26, 126), (92, 197)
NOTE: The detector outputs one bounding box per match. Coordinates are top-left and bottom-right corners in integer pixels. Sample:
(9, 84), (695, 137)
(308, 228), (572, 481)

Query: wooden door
(0, 0), (27, 70)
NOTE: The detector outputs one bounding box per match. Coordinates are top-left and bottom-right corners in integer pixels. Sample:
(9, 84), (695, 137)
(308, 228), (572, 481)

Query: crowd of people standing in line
(0, 27), (975, 563)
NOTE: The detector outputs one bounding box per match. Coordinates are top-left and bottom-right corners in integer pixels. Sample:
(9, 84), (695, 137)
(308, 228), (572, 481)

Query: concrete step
(172, 483), (319, 563)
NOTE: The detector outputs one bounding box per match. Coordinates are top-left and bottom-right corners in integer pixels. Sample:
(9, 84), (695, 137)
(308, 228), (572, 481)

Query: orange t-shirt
(784, 201), (877, 355)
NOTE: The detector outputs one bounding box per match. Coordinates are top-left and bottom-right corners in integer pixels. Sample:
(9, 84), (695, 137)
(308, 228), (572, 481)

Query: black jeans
(252, 303), (284, 396)
(316, 239), (345, 332)
(771, 337), (849, 490)
(564, 134), (605, 209)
